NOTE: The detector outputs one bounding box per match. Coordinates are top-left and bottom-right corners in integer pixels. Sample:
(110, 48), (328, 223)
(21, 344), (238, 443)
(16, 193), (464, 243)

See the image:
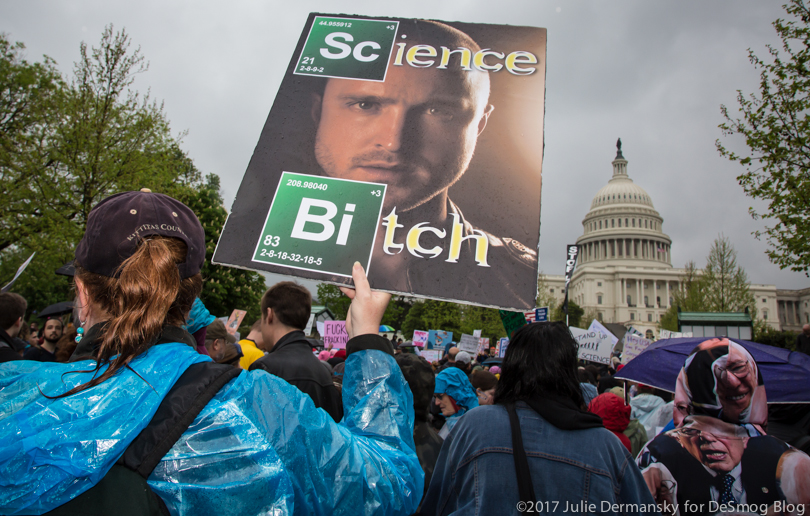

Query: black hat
(74, 190), (205, 279)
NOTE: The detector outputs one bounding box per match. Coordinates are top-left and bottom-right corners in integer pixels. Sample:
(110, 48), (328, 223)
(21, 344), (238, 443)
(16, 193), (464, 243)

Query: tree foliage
(659, 238), (756, 332)
(0, 26), (220, 318)
(552, 300), (584, 328)
(535, 273), (557, 310)
(177, 174), (267, 334)
(717, 0), (810, 272)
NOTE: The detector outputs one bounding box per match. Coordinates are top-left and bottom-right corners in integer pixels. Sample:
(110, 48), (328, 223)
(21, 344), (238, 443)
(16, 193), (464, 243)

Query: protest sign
(428, 330), (452, 350)
(472, 329), (482, 338)
(659, 329), (693, 339)
(523, 306), (549, 323)
(316, 321), (325, 337)
(498, 337), (509, 358)
(421, 349), (442, 362)
(1, 252), (35, 293)
(478, 337), (490, 355)
(412, 330), (429, 347)
(569, 326), (615, 365)
(458, 334), (480, 355)
(587, 319), (619, 348)
(225, 309), (247, 335)
(323, 320), (348, 349)
(499, 310), (527, 337)
(305, 314), (316, 335)
(622, 334), (652, 364)
(212, 14), (547, 311)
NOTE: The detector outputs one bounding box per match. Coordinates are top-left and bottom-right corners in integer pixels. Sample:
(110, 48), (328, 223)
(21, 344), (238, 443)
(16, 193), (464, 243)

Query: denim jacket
(421, 402), (660, 515)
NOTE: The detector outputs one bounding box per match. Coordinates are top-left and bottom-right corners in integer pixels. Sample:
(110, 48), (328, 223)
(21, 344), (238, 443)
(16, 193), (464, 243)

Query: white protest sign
(458, 334), (480, 355)
(622, 334), (652, 364)
(421, 349), (442, 362)
(305, 314), (315, 335)
(412, 330), (429, 347)
(569, 326), (615, 365)
(660, 329), (693, 339)
(316, 321), (325, 337)
(473, 329), (482, 338)
(478, 337), (490, 355)
(587, 320), (619, 347)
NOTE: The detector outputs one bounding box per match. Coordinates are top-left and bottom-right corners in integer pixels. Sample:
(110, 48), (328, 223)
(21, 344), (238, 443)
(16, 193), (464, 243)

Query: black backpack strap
(506, 402), (537, 504)
(120, 361), (241, 478)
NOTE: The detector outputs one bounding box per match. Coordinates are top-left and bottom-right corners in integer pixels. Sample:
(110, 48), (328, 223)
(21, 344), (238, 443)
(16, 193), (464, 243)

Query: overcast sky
(2, 0), (806, 294)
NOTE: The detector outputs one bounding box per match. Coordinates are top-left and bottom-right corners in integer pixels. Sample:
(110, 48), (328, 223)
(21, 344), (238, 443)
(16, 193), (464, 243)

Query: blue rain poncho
(0, 343), (423, 515)
(434, 368), (479, 435)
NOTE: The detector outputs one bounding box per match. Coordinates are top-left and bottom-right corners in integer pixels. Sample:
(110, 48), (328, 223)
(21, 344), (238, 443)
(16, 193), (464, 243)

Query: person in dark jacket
(249, 281), (343, 422)
(0, 292), (27, 363)
(396, 353), (443, 501)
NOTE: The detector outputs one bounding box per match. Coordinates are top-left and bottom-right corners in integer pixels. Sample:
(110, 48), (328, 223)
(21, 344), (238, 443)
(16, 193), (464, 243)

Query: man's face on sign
(681, 416), (746, 473)
(713, 346), (756, 423)
(313, 60), (493, 213)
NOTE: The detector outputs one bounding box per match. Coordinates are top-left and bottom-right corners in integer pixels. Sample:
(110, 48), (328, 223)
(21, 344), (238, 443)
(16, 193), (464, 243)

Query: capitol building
(544, 142), (810, 339)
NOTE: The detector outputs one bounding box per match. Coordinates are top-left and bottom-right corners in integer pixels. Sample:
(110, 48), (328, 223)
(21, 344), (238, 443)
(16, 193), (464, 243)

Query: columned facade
(542, 141), (785, 339)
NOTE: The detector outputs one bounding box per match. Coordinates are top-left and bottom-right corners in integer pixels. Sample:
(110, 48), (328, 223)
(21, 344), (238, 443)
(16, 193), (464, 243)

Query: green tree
(702, 235), (756, 314)
(0, 26), (195, 315)
(659, 238), (757, 332)
(717, 0), (810, 272)
(315, 283), (350, 321)
(177, 174), (267, 334)
(552, 300), (584, 328)
(535, 273), (557, 310)
(381, 296), (414, 330)
(459, 305), (505, 343)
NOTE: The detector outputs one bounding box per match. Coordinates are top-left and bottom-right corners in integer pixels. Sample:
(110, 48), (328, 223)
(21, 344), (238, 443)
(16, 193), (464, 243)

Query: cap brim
(56, 262), (75, 277)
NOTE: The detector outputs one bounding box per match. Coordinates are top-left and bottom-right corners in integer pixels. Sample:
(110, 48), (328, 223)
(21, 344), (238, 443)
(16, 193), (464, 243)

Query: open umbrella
(615, 337), (810, 403)
(37, 301), (74, 319)
(379, 325), (395, 332)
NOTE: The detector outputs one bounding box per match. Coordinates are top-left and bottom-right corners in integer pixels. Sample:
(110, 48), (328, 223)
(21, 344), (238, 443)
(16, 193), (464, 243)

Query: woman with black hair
(421, 321), (656, 515)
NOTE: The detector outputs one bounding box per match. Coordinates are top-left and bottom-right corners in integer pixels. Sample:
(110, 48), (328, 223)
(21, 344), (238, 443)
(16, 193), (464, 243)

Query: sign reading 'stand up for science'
(213, 13), (547, 311)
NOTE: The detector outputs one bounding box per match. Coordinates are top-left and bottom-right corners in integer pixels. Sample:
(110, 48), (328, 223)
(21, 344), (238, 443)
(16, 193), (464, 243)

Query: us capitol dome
(543, 139), (791, 340)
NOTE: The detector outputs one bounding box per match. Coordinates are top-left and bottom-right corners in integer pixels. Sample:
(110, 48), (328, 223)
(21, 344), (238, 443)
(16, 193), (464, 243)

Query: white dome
(590, 178), (654, 210)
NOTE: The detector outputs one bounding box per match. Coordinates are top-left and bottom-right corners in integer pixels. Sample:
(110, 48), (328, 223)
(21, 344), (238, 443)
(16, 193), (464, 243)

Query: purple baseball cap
(74, 190), (205, 279)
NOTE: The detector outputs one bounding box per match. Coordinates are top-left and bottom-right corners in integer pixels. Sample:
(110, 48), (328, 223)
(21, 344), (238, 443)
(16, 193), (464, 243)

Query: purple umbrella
(615, 337), (810, 403)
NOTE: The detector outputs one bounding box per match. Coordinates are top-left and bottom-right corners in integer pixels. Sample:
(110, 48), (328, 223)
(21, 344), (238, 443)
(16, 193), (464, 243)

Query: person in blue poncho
(0, 190), (422, 516)
(434, 367), (479, 439)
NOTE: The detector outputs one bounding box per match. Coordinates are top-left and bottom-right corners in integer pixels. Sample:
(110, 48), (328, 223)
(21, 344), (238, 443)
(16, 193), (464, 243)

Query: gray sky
(2, 0), (806, 294)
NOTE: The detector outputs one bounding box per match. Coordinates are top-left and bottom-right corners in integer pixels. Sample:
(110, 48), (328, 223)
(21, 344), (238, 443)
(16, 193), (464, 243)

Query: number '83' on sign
(252, 172), (387, 277)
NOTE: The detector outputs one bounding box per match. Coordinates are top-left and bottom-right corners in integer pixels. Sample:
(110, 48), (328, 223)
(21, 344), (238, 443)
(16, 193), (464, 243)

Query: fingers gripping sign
(339, 261), (391, 338)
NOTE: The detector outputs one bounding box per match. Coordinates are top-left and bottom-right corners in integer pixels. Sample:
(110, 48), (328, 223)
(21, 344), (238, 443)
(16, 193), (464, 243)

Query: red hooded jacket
(588, 393), (632, 452)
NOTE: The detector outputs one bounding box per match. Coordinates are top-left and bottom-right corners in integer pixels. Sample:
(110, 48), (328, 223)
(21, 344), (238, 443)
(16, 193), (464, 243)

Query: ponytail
(53, 237), (202, 398)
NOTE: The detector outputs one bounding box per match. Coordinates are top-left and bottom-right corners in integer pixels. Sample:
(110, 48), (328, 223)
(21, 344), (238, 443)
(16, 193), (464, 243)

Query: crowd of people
(1, 189), (810, 515)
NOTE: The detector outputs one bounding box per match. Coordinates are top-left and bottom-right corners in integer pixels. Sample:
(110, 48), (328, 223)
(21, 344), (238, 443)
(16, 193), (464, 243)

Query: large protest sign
(428, 330), (452, 350)
(458, 334), (480, 355)
(622, 334), (652, 364)
(213, 13), (546, 311)
(323, 320), (349, 349)
(412, 330), (429, 347)
(569, 326), (615, 365)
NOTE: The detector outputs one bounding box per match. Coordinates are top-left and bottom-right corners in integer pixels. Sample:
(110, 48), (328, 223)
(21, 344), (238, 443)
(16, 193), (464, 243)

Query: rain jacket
(629, 393), (672, 437)
(0, 338), (423, 515)
(588, 393), (632, 452)
(434, 368), (479, 436)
